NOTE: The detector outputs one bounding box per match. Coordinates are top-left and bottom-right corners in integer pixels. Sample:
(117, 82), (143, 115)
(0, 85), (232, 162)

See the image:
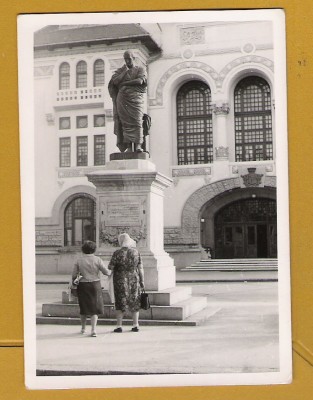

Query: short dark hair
(82, 241), (97, 254)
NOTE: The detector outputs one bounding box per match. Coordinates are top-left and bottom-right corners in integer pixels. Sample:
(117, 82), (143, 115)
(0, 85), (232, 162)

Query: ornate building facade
(34, 22), (277, 273)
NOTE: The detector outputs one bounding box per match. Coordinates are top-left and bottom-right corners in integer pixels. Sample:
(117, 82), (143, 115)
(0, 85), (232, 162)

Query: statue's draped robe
(108, 65), (147, 152)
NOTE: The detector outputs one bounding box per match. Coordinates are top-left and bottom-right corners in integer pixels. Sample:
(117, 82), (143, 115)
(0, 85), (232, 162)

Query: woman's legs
(80, 315), (87, 333)
(132, 311), (139, 328)
(90, 315), (98, 336)
(116, 310), (124, 328)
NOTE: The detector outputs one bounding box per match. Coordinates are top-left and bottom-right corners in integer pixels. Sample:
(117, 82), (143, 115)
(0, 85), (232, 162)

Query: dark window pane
(77, 136), (88, 166)
(94, 135), (105, 165)
(225, 227), (233, 243)
(59, 62), (70, 90)
(76, 61), (87, 88)
(64, 196), (95, 246)
(234, 77), (273, 162)
(94, 59), (104, 87)
(247, 226), (256, 245)
(59, 137), (71, 167)
(177, 81), (213, 165)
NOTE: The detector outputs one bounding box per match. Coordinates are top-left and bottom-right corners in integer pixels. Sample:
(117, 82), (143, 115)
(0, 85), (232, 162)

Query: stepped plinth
(38, 155), (208, 325)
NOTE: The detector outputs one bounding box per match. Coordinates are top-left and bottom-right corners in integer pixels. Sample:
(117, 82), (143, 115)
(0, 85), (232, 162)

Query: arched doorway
(211, 198), (277, 259)
(64, 195), (96, 246)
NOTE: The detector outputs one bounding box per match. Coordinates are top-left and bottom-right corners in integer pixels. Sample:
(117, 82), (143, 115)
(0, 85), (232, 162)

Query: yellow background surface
(1, 0), (312, 398)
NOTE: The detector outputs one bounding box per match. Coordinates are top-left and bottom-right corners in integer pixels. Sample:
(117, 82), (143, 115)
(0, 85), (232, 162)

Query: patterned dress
(108, 247), (143, 312)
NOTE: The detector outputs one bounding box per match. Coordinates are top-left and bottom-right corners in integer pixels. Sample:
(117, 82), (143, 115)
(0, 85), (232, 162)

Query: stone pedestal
(87, 155), (176, 291)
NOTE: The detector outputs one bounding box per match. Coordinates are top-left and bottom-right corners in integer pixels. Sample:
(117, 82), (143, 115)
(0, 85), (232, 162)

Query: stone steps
(188, 258), (278, 270)
(178, 259), (278, 282)
(36, 316), (198, 326)
(42, 296), (207, 321)
(40, 285), (208, 325)
(62, 286), (192, 307)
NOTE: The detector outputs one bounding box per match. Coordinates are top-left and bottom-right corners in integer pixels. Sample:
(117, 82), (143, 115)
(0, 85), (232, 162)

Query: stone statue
(108, 51), (147, 153)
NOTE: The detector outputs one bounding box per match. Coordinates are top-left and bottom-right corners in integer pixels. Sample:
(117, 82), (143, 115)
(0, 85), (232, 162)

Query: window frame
(64, 195), (96, 247)
(76, 136), (88, 166)
(59, 62), (70, 90)
(234, 76), (273, 162)
(176, 80), (213, 165)
(59, 137), (71, 167)
(93, 59), (105, 87)
(76, 60), (87, 89)
(94, 135), (106, 166)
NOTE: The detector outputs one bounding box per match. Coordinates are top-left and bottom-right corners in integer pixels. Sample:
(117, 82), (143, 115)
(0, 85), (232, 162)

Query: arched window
(59, 62), (70, 90)
(176, 81), (213, 165)
(76, 61), (87, 88)
(94, 59), (104, 87)
(64, 195), (96, 246)
(234, 76), (273, 162)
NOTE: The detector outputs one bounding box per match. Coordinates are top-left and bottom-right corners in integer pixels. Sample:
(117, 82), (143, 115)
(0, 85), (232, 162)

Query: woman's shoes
(131, 327), (139, 332)
(80, 329), (86, 334)
(91, 332), (97, 337)
(113, 327), (123, 333)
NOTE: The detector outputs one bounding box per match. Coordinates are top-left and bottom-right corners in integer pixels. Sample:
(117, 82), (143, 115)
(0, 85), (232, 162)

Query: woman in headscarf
(108, 233), (145, 332)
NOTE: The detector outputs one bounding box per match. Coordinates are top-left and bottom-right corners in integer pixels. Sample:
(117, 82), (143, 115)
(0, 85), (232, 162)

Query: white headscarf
(118, 233), (136, 248)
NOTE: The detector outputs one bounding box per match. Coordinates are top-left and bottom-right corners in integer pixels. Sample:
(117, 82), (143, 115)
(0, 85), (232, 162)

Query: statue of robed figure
(108, 51), (149, 153)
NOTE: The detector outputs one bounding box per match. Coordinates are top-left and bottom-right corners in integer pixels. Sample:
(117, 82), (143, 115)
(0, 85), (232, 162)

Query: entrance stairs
(38, 285), (208, 327)
(177, 258), (278, 282)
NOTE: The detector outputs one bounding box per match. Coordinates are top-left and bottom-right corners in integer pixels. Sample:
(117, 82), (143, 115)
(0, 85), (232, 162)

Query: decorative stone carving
(242, 43), (255, 54)
(264, 176), (277, 187)
(215, 146), (229, 160)
(149, 61), (218, 107)
(172, 167), (211, 177)
(241, 168), (263, 187)
(100, 226), (147, 247)
(167, 177), (276, 247)
(58, 166), (106, 178)
(232, 166), (239, 174)
(180, 26), (205, 45)
(265, 164), (274, 172)
(212, 103), (230, 115)
(34, 65), (54, 77)
(45, 113), (55, 125)
(149, 56), (274, 107)
(182, 48), (194, 60)
(216, 55), (274, 88)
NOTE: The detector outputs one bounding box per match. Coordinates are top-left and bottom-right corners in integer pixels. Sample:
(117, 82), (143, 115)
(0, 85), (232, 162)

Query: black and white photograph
(18, 9), (291, 389)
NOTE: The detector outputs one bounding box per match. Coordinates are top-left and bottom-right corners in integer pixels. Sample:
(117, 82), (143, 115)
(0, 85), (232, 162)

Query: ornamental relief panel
(34, 65), (55, 77)
(149, 55), (274, 107)
(180, 26), (205, 45)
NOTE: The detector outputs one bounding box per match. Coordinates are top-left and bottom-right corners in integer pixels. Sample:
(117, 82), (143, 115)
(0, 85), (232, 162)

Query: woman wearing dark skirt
(108, 233), (145, 332)
(72, 241), (110, 337)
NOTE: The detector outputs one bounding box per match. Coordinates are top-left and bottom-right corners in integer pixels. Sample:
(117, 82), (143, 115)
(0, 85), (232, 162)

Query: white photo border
(18, 9), (291, 390)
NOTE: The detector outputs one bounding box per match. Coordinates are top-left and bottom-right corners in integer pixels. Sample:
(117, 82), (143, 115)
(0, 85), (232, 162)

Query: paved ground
(36, 281), (279, 375)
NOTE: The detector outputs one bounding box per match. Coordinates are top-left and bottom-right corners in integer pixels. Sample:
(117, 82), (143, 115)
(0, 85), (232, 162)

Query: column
(212, 102), (230, 161)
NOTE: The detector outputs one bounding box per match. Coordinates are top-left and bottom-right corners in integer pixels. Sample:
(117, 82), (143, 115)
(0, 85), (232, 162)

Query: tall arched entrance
(213, 198), (277, 258)
(200, 187), (277, 259)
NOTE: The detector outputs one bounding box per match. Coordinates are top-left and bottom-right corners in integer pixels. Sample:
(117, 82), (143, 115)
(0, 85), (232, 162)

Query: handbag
(70, 267), (82, 298)
(140, 288), (150, 310)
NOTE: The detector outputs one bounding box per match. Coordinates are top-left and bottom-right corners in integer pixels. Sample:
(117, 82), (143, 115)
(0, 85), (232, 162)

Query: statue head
(123, 50), (135, 68)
